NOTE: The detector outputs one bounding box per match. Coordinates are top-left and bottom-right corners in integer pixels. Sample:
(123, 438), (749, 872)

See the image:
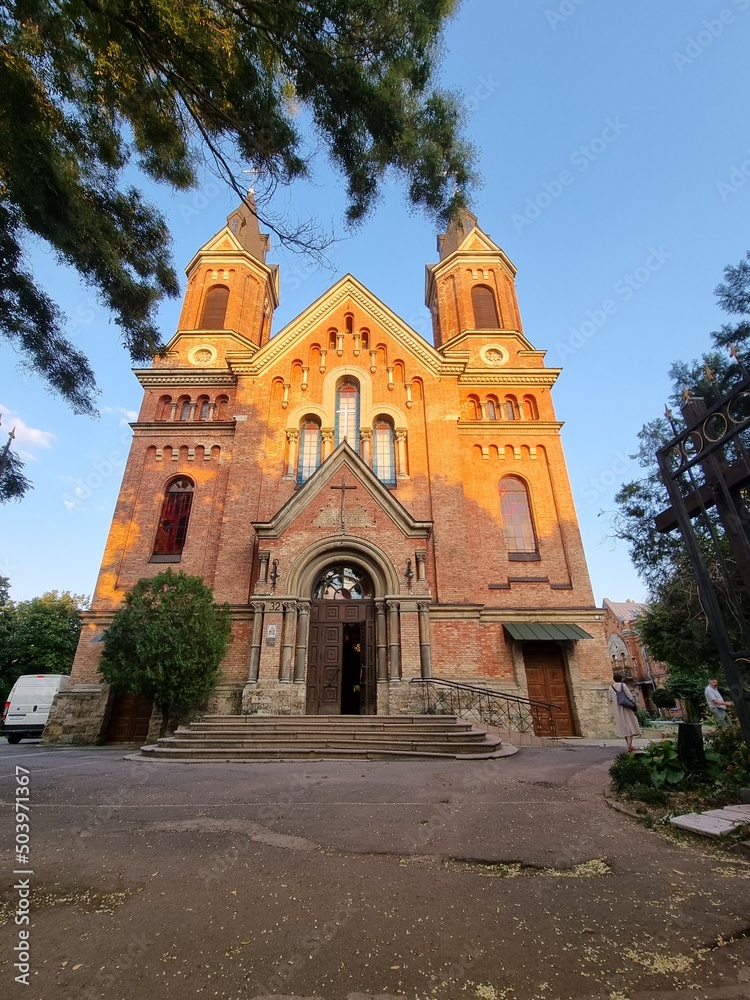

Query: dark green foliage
(610, 739), (725, 801)
(635, 706), (651, 729)
(705, 719), (750, 790)
(0, 447), (33, 503)
(99, 569), (231, 735)
(0, 590), (85, 703)
(0, 0), (475, 414)
(650, 687), (677, 709)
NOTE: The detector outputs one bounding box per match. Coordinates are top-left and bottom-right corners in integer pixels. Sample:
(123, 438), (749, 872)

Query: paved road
(0, 741), (748, 1000)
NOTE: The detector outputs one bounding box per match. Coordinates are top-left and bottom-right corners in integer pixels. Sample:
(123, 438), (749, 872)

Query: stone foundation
(41, 675), (618, 743)
(206, 682), (245, 716)
(42, 685), (111, 745)
(241, 679), (307, 716)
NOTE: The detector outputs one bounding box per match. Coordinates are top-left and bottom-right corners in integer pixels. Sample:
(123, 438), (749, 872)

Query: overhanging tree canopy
(0, 0), (476, 415)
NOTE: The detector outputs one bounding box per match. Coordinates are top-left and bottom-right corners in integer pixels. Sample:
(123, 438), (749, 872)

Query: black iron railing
(410, 677), (560, 739)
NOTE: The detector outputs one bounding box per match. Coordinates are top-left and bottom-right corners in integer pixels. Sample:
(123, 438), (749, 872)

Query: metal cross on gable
(330, 473), (357, 533)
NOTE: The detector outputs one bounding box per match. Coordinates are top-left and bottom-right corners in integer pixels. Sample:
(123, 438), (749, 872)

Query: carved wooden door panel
(307, 600), (375, 715)
(307, 603), (343, 715)
(361, 604), (376, 715)
(523, 643), (575, 737)
(306, 605), (323, 714)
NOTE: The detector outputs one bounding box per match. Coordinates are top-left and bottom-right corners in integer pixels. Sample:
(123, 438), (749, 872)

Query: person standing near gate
(705, 679), (729, 725)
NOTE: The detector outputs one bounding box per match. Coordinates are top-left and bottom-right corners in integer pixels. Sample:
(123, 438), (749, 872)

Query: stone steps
(139, 714), (506, 761)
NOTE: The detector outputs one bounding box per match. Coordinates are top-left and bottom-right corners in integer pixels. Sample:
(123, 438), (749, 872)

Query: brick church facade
(47, 199), (614, 743)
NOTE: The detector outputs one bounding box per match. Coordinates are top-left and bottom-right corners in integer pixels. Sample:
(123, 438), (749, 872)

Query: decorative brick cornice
(456, 421), (564, 435)
(457, 369), (561, 386)
(134, 368), (237, 388)
(130, 421), (236, 435)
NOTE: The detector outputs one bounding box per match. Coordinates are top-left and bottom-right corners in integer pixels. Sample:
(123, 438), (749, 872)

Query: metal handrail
(410, 677), (560, 740)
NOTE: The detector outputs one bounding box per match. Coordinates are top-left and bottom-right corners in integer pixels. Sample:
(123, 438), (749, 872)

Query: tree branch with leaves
(0, 0), (476, 415)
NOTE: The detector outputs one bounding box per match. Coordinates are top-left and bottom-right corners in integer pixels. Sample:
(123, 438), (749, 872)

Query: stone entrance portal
(306, 565), (376, 715)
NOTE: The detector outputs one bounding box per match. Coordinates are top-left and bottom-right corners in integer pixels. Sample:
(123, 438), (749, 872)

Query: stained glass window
(297, 420), (321, 483)
(313, 565), (373, 600)
(153, 478), (194, 556)
(335, 382), (359, 452)
(498, 477), (537, 553)
(373, 420), (396, 485)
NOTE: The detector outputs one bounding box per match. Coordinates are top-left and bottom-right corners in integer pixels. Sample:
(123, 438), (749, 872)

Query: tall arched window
(199, 285), (229, 329)
(471, 285), (500, 329)
(485, 399), (497, 420)
(498, 476), (537, 554)
(215, 395), (229, 420)
(372, 419), (396, 486)
(157, 395), (172, 421)
(297, 419), (322, 483)
(153, 477), (194, 557)
(335, 381), (360, 452)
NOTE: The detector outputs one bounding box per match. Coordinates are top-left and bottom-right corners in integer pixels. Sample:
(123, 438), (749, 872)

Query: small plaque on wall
(265, 623), (278, 647)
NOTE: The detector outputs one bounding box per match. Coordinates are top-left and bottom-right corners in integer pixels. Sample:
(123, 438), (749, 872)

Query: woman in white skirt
(609, 671), (641, 752)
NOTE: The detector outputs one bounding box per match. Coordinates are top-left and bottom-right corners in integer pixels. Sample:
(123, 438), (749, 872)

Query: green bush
(651, 688), (677, 709)
(610, 740), (686, 791)
(705, 720), (750, 789)
(635, 707), (650, 728)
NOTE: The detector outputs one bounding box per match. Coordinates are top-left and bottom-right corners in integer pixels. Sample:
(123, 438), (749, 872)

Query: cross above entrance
(330, 473), (357, 532)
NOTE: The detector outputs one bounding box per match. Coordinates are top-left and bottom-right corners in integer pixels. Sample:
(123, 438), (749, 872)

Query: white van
(2, 674), (70, 743)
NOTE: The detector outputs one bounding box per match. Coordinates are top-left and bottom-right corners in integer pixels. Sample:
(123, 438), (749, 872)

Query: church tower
(178, 192), (279, 349)
(47, 200), (613, 746)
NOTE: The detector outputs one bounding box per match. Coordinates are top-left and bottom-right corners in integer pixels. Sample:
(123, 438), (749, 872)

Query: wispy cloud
(0, 404), (56, 452)
(101, 404), (138, 426)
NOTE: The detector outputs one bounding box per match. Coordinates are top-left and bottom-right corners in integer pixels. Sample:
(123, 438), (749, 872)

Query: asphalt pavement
(0, 740), (748, 1000)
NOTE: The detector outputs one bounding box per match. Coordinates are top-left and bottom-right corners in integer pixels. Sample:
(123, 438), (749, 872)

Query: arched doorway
(307, 564), (376, 716)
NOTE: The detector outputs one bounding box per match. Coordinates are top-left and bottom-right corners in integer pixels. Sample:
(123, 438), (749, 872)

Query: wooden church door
(307, 600), (375, 715)
(523, 642), (576, 737)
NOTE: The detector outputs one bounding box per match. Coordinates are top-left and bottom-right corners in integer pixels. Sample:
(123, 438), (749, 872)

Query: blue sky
(2, 0), (750, 603)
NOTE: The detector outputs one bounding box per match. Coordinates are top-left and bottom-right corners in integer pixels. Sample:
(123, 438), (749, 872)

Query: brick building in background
(602, 598), (668, 711)
(47, 199), (615, 743)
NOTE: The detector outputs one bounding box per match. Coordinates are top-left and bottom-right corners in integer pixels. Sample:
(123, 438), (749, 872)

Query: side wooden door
(105, 693), (154, 743)
(523, 643), (576, 737)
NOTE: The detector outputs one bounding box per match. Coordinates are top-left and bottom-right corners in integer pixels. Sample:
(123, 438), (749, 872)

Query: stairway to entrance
(139, 714), (509, 761)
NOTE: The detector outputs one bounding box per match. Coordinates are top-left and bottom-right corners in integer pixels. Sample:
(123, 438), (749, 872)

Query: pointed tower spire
(226, 191), (270, 262)
(437, 208), (478, 260)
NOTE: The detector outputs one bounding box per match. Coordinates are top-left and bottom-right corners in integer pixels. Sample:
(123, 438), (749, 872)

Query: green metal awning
(503, 622), (593, 642)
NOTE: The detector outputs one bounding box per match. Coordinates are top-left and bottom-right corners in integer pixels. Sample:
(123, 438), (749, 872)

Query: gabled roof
(228, 273), (464, 377)
(251, 443), (433, 540)
(602, 599), (646, 624)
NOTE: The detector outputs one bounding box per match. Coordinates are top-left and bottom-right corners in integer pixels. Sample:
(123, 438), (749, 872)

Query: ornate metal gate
(655, 370), (750, 747)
